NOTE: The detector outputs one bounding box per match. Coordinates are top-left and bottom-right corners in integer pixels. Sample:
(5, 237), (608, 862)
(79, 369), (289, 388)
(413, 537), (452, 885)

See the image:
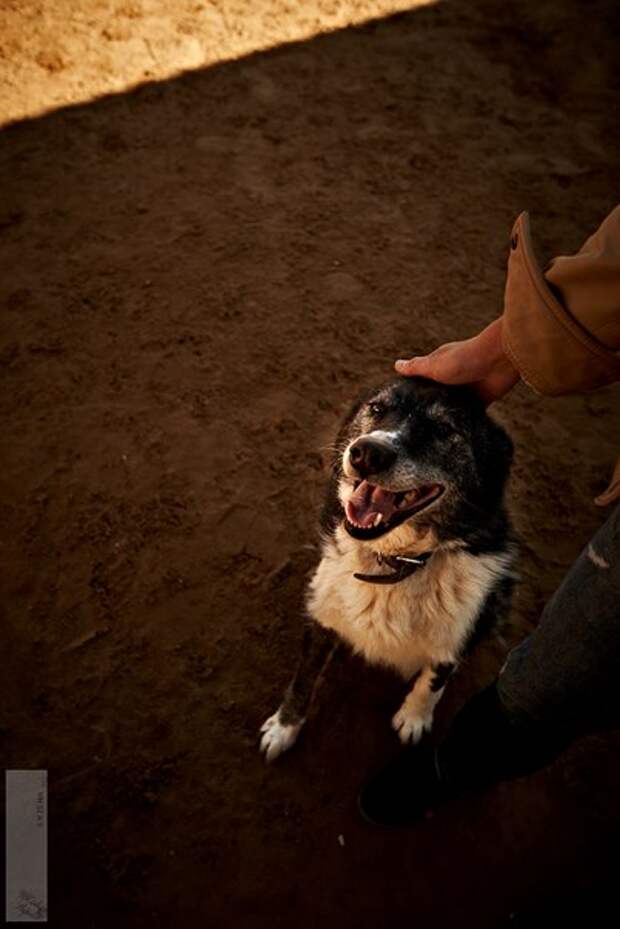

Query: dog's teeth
(373, 514), (383, 526)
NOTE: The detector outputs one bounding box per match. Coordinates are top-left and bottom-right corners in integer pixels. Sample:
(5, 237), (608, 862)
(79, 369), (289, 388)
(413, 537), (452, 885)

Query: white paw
(391, 706), (433, 745)
(259, 709), (304, 762)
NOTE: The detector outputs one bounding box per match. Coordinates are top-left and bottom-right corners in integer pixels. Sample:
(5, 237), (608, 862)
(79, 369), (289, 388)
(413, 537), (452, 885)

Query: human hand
(594, 458), (620, 507)
(394, 318), (520, 406)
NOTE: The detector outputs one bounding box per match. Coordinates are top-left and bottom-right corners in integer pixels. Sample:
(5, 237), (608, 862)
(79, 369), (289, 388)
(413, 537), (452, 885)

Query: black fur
(462, 573), (515, 655)
(278, 622), (338, 726)
(430, 662), (456, 692)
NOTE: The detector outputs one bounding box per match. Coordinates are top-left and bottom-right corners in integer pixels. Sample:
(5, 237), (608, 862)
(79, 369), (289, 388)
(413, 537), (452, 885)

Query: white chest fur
(306, 527), (512, 679)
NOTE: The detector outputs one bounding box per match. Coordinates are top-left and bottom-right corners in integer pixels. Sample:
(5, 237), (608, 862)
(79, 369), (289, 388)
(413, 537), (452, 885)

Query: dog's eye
(368, 401), (387, 417)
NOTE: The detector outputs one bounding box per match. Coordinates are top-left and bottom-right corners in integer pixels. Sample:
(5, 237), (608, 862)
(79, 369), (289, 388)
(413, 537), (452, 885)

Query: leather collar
(354, 551), (433, 585)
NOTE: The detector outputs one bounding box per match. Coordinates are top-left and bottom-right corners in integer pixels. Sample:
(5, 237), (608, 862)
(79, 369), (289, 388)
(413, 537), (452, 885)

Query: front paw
(391, 705), (433, 745)
(259, 708), (304, 762)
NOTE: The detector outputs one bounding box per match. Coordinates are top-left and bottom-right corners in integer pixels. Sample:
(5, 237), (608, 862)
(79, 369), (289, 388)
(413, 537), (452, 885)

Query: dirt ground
(1, 0), (620, 926)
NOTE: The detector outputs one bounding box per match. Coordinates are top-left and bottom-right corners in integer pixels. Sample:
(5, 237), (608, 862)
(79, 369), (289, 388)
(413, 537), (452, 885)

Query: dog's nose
(348, 437), (397, 478)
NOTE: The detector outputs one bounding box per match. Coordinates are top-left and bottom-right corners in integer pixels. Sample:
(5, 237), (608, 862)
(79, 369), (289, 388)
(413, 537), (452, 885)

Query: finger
(394, 356), (430, 376)
(593, 459), (620, 507)
(594, 479), (620, 507)
(395, 346), (467, 383)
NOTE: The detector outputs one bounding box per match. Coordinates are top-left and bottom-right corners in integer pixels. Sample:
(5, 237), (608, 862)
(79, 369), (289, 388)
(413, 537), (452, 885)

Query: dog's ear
(479, 415), (514, 501)
(459, 388), (514, 479)
(490, 416), (514, 469)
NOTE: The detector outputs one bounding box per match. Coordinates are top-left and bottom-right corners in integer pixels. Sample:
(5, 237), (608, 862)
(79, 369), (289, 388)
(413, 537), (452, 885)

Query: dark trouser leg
(438, 505), (620, 790)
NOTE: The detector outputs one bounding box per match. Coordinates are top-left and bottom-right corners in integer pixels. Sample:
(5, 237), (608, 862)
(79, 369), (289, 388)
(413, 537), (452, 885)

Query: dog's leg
(392, 662), (455, 745)
(260, 620), (338, 762)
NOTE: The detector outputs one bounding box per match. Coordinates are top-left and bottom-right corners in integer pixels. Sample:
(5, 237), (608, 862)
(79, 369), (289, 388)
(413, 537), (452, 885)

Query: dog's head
(329, 377), (513, 547)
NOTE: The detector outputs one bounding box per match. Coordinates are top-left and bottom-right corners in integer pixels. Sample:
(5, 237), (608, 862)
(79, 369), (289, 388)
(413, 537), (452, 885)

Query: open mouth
(344, 480), (445, 540)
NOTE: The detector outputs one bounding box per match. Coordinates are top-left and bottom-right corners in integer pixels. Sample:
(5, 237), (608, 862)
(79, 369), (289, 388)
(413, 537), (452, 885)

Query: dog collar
(354, 551), (433, 585)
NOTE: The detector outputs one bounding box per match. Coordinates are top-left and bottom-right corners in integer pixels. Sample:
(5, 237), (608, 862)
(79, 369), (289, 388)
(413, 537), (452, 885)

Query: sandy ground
(1, 0), (620, 926)
(0, 0), (434, 124)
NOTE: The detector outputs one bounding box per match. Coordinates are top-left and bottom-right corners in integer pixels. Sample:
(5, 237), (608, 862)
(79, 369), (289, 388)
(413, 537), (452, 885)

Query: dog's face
(334, 377), (512, 544)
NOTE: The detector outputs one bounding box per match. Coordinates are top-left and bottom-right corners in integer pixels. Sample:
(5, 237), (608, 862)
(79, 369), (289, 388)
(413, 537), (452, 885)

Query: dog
(260, 376), (515, 762)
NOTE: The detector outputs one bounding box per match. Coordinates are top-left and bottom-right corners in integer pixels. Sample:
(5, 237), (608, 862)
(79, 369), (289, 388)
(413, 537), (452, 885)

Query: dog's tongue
(345, 480), (398, 528)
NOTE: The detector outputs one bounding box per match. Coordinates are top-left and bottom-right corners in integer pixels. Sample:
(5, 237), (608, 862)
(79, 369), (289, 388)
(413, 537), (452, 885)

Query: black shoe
(358, 742), (452, 828)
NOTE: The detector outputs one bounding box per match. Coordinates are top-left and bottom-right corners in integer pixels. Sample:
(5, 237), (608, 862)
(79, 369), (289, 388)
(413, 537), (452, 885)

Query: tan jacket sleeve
(502, 207), (620, 396)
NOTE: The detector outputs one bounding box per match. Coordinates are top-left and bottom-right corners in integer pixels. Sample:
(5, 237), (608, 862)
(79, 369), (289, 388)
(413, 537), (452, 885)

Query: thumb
(594, 482), (620, 507)
(594, 460), (620, 507)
